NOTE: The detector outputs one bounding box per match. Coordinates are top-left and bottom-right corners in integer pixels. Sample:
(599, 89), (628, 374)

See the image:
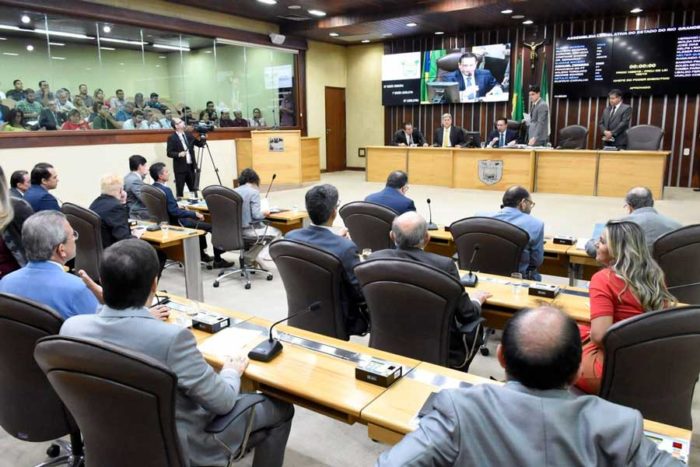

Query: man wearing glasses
(0, 211), (99, 319)
(480, 186), (545, 280)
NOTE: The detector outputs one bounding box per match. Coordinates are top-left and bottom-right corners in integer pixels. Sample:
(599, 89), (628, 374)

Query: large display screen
(553, 26), (700, 98)
(382, 44), (511, 106)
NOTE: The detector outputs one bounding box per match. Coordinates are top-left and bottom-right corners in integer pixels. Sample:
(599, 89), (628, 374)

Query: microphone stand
(461, 246), (480, 287)
(426, 198), (438, 230)
(249, 302), (321, 362)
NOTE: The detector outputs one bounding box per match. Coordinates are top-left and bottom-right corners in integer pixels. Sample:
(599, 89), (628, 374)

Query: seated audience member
(55, 89), (75, 113)
(479, 186), (544, 280)
(124, 155), (150, 219)
(585, 186), (682, 257)
(143, 109), (162, 129)
(115, 101), (135, 122)
(182, 106), (196, 125)
(37, 80), (54, 104)
(6, 79), (26, 102)
(150, 162), (231, 267)
(218, 110), (235, 127)
(91, 103), (119, 130)
(279, 92), (295, 126)
(2, 109), (27, 132)
(24, 163), (60, 212)
(0, 166), (33, 277)
(286, 184), (369, 335)
(0, 101), (8, 126)
(393, 122), (428, 147)
(146, 92), (166, 112)
(377, 306), (683, 466)
(576, 221), (675, 394)
(9, 170), (30, 199)
(370, 212), (490, 369)
(159, 108), (174, 129)
(60, 239), (294, 467)
(134, 92), (146, 110)
(76, 83), (93, 108)
(229, 110), (249, 127)
(72, 95), (91, 120)
(61, 109), (90, 131)
(122, 110), (148, 130)
(200, 101), (218, 122)
(249, 107), (266, 127)
(38, 100), (66, 131)
(16, 88), (42, 121)
(432, 113), (465, 147)
(487, 117), (518, 148)
(0, 211), (98, 319)
(365, 170), (416, 215)
(93, 88), (106, 107)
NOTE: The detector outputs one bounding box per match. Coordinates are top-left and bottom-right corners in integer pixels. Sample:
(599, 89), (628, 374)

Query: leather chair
(557, 125), (588, 149)
(339, 201), (397, 253)
(61, 202), (103, 281)
(34, 335), (267, 467)
(449, 216), (530, 275)
(202, 185), (272, 289)
(140, 185), (170, 223)
(626, 125), (664, 150)
(355, 258), (480, 370)
(653, 224), (700, 304)
(599, 306), (700, 429)
(270, 239), (354, 340)
(507, 120), (524, 144)
(0, 293), (83, 466)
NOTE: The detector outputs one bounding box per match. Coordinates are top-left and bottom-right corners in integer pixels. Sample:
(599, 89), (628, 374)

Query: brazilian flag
(511, 56), (524, 121)
(420, 49), (447, 103)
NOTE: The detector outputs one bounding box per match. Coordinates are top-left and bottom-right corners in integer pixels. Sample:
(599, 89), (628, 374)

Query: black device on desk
(249, 301), (321, 362)
(460, 245), (480, 287)
(146, 224), (161, 232)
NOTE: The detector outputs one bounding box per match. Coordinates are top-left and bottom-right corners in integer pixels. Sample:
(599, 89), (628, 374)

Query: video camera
(192, 121), (215, 136)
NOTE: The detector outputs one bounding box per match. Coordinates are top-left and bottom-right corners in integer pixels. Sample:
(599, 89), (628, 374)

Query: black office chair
(34, 335), (267, 467)
(653, 224), (700, 304)
(61, 202), (103, 281)
(626, 125), (664, 150)
(557, 125), (588, 149)
(202, 185), (273, 289)
(355, 258), (482, 371)
(270, 239), (364, 340)
(599, 306), (700, 429)
(0, 293), (83, 466)
(339, 201), (397, 253)
(507, 120), (524, 144)
(140, 185), (170, 224)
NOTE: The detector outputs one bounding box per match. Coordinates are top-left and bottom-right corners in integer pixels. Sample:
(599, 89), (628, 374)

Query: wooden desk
(453, 148), (535, 191)
(597, 150), (668, 198)
(567, 246), (599, 281)
(407, 148), (453, 187)
(366, 147), (408, 183)
(535, 150), (598, 195)
(182, 201), (309, 234)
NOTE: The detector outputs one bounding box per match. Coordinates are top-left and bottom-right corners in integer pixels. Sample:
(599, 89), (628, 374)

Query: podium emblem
(478, 160), (503, 185)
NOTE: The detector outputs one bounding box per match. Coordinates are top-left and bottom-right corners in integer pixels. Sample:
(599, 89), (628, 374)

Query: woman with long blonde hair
(575, 220), (676, 394)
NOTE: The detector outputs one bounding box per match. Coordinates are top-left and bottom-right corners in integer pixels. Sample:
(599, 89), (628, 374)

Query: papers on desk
(198, 327), (263, 358)
(644, 430), (690, 463)
(575, 238), (590, 250)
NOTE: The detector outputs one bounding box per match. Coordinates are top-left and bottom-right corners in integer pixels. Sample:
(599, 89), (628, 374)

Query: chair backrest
(0, 293), (75, 442)
(507, 120), (524, 144)
(339, 201), (397, 252)
(61, 202), (103, 280)
(202, 185), (245, 252)
(140, 185), (170, 223)
(269, 239), (349, 340)
(653, 224), (700, 304)
(626, 125), (664, 150)
(557, 125), (588, 149)
(599, 306), (700, 429)
(354, 258), (463, 365)
(34, 335), (187, 467)
(449, 216), (530, 275)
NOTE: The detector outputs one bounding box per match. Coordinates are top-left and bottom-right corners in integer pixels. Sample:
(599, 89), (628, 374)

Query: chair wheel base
(206, 264), (213, 270)
(266, 275), (273, 281)
(245, 283), (251, 290)
(213, 281), (220, 288)
(46, 444), (61, 458)
(480, 346), (490, 356)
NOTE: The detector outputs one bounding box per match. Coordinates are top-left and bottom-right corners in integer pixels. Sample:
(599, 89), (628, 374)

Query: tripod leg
(204, 142), (223, 185)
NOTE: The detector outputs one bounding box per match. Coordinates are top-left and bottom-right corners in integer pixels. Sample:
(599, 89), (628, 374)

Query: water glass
(159, 221), (170, 238)
(362, 248), (372, 261)
(510, 272), (524, 296)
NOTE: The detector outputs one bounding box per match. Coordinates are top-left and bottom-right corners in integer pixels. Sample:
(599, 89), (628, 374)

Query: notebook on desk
(575, 223), (605, 250)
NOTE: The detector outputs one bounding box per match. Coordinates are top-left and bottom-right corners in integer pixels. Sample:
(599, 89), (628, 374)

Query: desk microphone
(461, 245), (480, 287)
(248, 301), (321, 362)
(264, 173), (277, 198)
(426, 198), (438, 231)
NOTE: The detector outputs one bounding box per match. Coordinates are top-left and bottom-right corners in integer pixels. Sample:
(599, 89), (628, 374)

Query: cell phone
(146, 224), (161, 232)
(157, 297), (171, 306)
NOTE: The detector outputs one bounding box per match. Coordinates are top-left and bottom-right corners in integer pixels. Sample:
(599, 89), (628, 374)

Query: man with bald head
(377, 306), (682, 466)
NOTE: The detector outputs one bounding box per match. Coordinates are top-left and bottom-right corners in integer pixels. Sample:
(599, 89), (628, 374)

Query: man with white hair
(89, 174), (131, 248)
(432, 113), (465, 147)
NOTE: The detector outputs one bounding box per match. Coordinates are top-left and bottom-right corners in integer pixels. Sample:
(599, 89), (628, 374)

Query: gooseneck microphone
(426, 198), (438, 231)
(264, 173), (277, 198)
(461, 245), (480, 287)
(248, 301), (321, 362)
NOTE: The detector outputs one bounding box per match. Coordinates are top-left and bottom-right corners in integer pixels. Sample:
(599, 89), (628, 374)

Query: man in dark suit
(599, 89), (632, 149)
(487, 117), (518, 148)
(443, 52), (501, 101)
(369, 212), (490, 369)
(150, 163), (232, 268)
(285, 184), (368, 336)
(433, 113), (466, 147)
(9, 170), (29, 199)
(24, 163), (60, 212)
(392, 122), (428, 147)
(38, 100), (65, 131)
(365, 170), (416, 215)
(166, 117), (204, 197)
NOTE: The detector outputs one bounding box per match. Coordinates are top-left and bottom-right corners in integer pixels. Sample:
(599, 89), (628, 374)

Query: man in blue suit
(443, 52), (501, 101)
(487, 118), (519, 148)
(285, 184), (368, 336)
(24, 162), (60, 212)
(365, 171), (415, 215)
(0, 211), (99, 319)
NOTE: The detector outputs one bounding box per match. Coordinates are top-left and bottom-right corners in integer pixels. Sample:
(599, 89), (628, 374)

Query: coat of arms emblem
(478, 160), (503, 185)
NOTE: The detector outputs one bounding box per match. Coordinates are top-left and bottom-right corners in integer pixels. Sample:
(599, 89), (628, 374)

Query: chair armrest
(451, 253), (459, 262)
(458, 317), (485, 334)
(205, 394), (266, 434)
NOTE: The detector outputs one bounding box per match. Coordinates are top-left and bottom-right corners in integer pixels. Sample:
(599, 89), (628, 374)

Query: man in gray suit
(61, 239), (294, 467)
(377, 306), (681, 466)
(527, 86), (549, 146)
(599, 89), (632, 149)
(123, 154), (150, 220)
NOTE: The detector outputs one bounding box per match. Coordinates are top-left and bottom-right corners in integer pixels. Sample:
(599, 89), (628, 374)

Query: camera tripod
(192, 134), (222, 197)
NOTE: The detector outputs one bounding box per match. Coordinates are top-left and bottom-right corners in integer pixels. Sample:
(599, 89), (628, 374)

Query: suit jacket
(153, 182), (197, 224)
(24, 184), (60, 212)
(166, 131), (204, 173)
(9, 187), (23, 199)
(234, 183), (265, 228)
(0, 261), (99, 319)
(0, 198), (33, 271)
(89, 194), (132, 248)
(123, 171), (149, 219)
(487, 129), (518, 147)
(364, 187), (416, 215)
(392, 129), (426, 146)
(528, 98), (549, 145)
(377, 381), (681, 466)
(60, 306), (243, 466)
(433, 126), (466, 147)
(599, 103), (632, 148)
(442, 69), (499, 97)
(0, 104), (9, 124)
(38, 108), (65, 131)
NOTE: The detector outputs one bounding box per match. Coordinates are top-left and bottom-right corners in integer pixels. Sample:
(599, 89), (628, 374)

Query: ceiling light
(20, 15), (30, 24)
(153, 44), (190, 51)
(257, 0), (277, 4)
(511, 14), (524, 19)
(329, 32), (339, 37)
(630, 7), (643, 14)
(406, 22), (417, 27)
(382, 33), (392, 37)
(26, 44), (33, 51)
(100, 37), (146, 45)
(158, 55), (167, 58)
(435, 31), (444, 35)
(103, 25), (111, 33)
(3, 52), (18, 56)
(501, 9), (513, 14)
(288, 5), (301, 9)
(49, 42), (65, 46)
(36, 28), (93, 40)
(99, 46), (116, 51)
(204, 50), (212, 53)
(308, 9), (326, 17)
(0, 37), (6, 40)
(523, 20), (534, 25)
(361, 39), (370, 43)
(51, 56), (66, 60)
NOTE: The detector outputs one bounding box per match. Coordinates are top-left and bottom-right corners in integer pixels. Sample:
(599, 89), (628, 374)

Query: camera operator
(166, 117), (205, 198)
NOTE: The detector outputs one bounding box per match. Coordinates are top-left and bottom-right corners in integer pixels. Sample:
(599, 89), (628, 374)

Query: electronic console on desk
(356, 359), (402, 387)
(528, 283), (560, 299)
(552, 235), (577, 245)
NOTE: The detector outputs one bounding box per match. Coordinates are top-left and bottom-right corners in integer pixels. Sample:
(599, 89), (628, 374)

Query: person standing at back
(365, 171), (416, 215)
(527, 86), (549, 146)
(599, 89), (632, 149)
(166, 117), (204, 198)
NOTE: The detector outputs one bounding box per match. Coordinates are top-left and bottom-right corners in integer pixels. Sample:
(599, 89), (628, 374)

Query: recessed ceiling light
(501, 9), (513, 14)
(52, 56), (66, 60)
(99, 46), (116, 51)
(630, 7), (643, 14)
(361, 39), (370, 43)
(435, 31), (444, 35)
(308, 9), (326, 16)
(257, 0), (277, 4)
(0, 37), (7, 41)
(288, 5), (301, 9)
(512, 14), (524, 19)
(382, 32), (392, 37)
(3, 52), (19, 56)
(102, 25), (111, 33)
(49, 42), (65, 46)
(26, 44), (34, 51)
(159, 55), (167, 59)
(329, 32), (339, 37)
(523, 20), (534, 25)
(204, 50), (212, 53)
(20, 15), (30, 24)
(406, 22), (417, 27)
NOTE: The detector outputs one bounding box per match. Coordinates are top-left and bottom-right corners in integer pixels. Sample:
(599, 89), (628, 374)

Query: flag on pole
(540, 53), (550, 136)
(421, 49), (446, 103)
(511, 56), (524, 121)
